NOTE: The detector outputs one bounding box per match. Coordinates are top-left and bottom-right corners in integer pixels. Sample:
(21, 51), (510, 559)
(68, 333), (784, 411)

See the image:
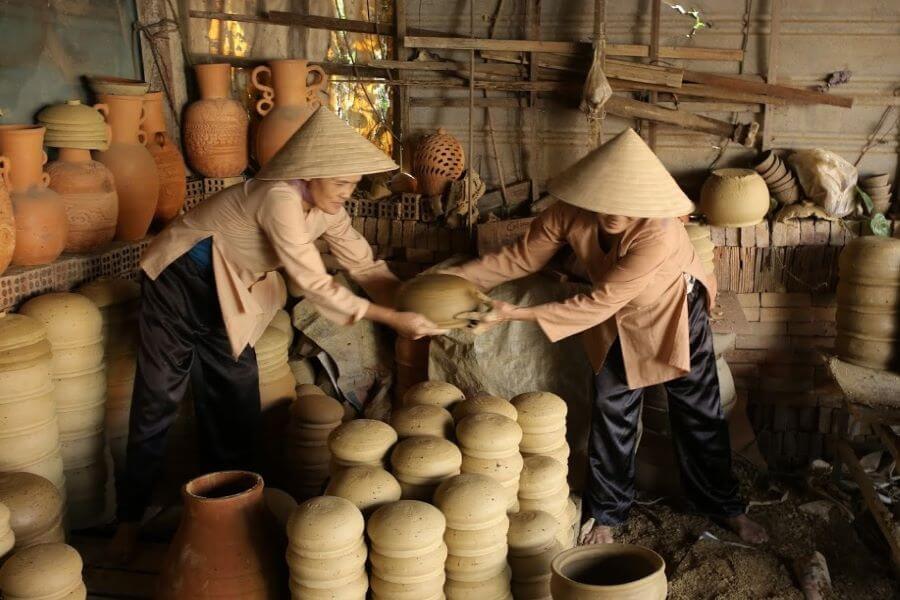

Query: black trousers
(116, 254), (261, 522)
(582, 285), (745, 526)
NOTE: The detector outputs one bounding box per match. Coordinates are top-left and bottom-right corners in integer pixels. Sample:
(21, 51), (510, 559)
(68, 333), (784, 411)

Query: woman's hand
(387, 311), (449, 339)
(456, 299), (537, 333)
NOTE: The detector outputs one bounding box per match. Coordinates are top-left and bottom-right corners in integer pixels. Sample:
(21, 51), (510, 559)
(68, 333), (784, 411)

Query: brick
(737, 293), (760, 308)
(740, 226), (756, 247)
(363, 218), (378, 243)
(390, 220), (403, 247)
(725, 227), (739, 247)
(725, 349), (768, 363)
(800, 219), (818, 245)
(377, 218), (391, 247)
(736, 335), (784, 350)
(812, 306), (836, 321)
(789, 321), (836, 337)
(405, 248), (434, 263)
(743, 306), (761, 321)
(771, 221), (800, 246)
(814, 220), (831, 245)
(729, 363), (759, 378)
(761, 292), (812, 308)
(755, 221), (770, 247)
(764, 364), (814, 379)
(402, 221), (416, 248)
(762, 348), (825, 366)
(760, 307), (813, 322)
(710, 226), (726, 246)
(829, 221), (846, 246)
(746, 322), (788, 336)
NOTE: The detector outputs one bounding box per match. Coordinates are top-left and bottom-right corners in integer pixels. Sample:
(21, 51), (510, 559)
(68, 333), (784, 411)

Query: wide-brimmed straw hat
(546, 128), (695, 218)
(256, 106), (398, 180)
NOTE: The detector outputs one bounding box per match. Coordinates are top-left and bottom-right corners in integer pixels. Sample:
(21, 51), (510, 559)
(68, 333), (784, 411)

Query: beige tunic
(141, 180), (397, 358)
(444, 202), (716, 389)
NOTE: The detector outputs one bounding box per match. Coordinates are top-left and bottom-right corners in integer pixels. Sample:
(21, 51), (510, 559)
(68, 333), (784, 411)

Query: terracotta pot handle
(137, 130), (147, 145)
(155, 131), (166, 148)
(251, 65), (275, 116)
(138, 105), (146, 128)
(105, 124), (112, 146)
(41, 172), (51, 188)
(41, 150), (48, 166)
(305, 65), (327, 103)
(93, 103), (109, 120)
(0, 156), (9, 188)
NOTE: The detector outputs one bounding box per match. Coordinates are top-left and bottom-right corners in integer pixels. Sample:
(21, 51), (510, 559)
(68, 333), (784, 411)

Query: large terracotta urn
(0, 125), (67, 266)
(46, 148), (117, 253)
(141, 91), (186, 224)
(183, 63), (248, 177)
(0, 155), (13, 275)
(93, 94), (160, 241)
(156, 471), (288, 599)
(251, 59), (327, 167)
(550, 545), (667, 600)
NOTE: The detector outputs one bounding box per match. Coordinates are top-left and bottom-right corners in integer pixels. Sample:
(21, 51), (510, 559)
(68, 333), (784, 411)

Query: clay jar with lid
(0, 125), (67, 266)
(390, 436), (462, 501)
(184, 63), (248, 177)
(0, 154), (13, 275)
(324, 465), (401, 515)
(328, 419), (398, 473)
(403, 380), (466, 410)
(391, 404), (454, 439)
(453, 393), (518, 422)
(141, 92), (185, 225)
(699, 168), (770, 228)
(550, 544), (667, 600)
(512, 391), (569, 459)
(0, 542), (86, 600)
(0, 472), (65, 551)
(396, 274), (486, 329)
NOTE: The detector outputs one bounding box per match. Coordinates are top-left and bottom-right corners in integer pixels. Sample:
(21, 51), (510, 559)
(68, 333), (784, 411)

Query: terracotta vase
(157, 471), (287, 599)
(93, 95), (160, 241)
(184, 63), (248, 177)
(550, 545), (667, 600)
(0, 126), (67, 266)
(141, 92), (186, 225)
(46, 148), (117, 253)
(0, 156), (13, 275)
(251, 59), (327, 167)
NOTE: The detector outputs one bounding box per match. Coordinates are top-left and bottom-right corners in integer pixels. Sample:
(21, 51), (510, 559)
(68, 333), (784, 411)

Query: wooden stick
(484, 0), (511, 210)
(394, 0), (408, 167)
(525, 0), (542, 202)
(189, 10), (449, 38)
(647, 0), (662, 149)
(611, 79), (787, 105)
(411, 97), (527, 108)
(762, 0), (783, 150)
(683, 70), (853, 108)
(189, 53), (387, 78)
(480, 51), (682, 87)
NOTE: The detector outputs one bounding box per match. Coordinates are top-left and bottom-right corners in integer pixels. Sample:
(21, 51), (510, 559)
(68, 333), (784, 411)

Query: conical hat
(546, 128), (695, 218)
(256, 106), (398, 180)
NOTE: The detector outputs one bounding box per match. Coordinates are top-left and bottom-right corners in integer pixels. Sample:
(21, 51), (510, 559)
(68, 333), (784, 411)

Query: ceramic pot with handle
(0, 154), (14, 275)
(142, 91), (186, 225)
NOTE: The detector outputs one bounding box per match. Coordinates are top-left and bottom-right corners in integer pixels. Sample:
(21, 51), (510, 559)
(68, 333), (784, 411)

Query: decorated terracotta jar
(46, 148), (117, 253)
(183, 63), (248, 177)
(0, 155), (15, 275)
(413, 128), (465, 197)
(141, 91), (186, 225)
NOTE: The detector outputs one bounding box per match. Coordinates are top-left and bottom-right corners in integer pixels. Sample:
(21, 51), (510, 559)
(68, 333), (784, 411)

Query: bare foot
(580, 524), (615, 545)
(723, 513), (769, 544)
(107, 522), (141, 565)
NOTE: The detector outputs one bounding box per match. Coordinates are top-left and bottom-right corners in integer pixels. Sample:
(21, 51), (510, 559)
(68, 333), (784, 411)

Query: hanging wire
(854, 86), (900, 166)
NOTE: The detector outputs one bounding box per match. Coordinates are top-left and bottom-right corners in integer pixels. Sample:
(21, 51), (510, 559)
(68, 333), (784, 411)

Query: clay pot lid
(255, 326), (290, 357)
(0, 472), (63, 539)
(87, 75), (151, 96)
(328, 419), (398, 462)
(403, 381), (465, 410)
(19, 293), (103, 348)
(290, 394), (344, 425)
(455, 413), (522, 453)
(324, 466), (402, 513)
(391, 404), (454, 438)
(511, 392), (568, 429)
(507, 510), (559, 553)
(453, 394), (518, 422)
(0, 314), (50, 365)
(269, 309), (293, 337)
(395, 274), (484, 329)
(433, 474), (507, 528)
(390, 436), (462, 477)
(287, 495), (364, 550)
(77, 278), (140, 308)
(520, 455), (568, 494)
(296, 383), (327, 397)
(367, 500), (446, 551)
(0, 542), (83, 597)
(37, 100), (106, 126)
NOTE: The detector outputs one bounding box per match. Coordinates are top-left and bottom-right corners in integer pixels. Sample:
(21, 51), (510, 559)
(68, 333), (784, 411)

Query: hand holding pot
(456, 296), (536, 334)
(388, 311), (449, 339)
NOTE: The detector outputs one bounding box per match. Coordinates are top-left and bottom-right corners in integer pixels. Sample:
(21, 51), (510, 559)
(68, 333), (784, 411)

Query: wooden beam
(189, 10), (448, 38)
(762, 0), (783, 150)
(683, 70), (853, 108)
(410, 96), (527, 108)
(610, 79), (786, 106)
(480, 51), (682, 87)
(394, 0), (409, 168)
(647, 0), (662, 149)
(525, 0), (542, 202)
(370, 59), (524, 76)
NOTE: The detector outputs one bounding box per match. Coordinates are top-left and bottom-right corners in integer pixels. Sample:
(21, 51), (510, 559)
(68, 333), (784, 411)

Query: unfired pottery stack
(518, 456), (577, 549)
(452, 393), (518, 422)
(860, 173), (894, 214)
(754, 152), (801, 204)
(0, 542), (87, 600)
(325, 466), (401, 516)
(20, 293), (108, 527)
(457, 414), (523, 512)
(256, 320), (297, 411)
(403, 380), (466, 411)
(368, 500), (447, 600)
(286, 496), (368, 600)
(507, 510), (563, 600)
(0, 313), (66, 495)
(391, 404), (454, 439)
(684, 224), (716, 275)
(328, 419), (398, 474)
(284, 393), (344, 500)
(511, 392), (570, 467)
(390, 436), (462, 501)
(435, 474), (512, 600)
(0, 472), (65, 551)
(0, 503), (14, 560)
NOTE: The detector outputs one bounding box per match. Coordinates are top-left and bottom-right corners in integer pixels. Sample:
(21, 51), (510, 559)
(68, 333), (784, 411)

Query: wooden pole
(593, 0), (607, 145)
(646, 0), (662, 149)
(525, 0), (542, 202)
(393, 0), (408, 167)
(484, 0), (511, 210)
(468, 0), (476, 233)
(762, 0), (783, 150)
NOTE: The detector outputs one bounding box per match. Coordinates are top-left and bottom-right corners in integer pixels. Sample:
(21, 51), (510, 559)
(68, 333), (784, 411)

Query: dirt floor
(615, 462), (899, 599)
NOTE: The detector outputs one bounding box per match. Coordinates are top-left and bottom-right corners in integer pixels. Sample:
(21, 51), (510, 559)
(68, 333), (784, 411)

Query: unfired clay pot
(0, 155), (14, 275)
(0, 542), (86, 600)
(287, 495), (365, 556)
(433, 474), (507, 530)
(324, 465), (401, 515)
(456, 413), (523, 458)
(391, 404), (454, 439)
(0, 503), (13, 560)
(511, 392), (567, 431)
(453, 394), (517, 422)
(396, 274), (486, 329)
(445, 517), (509, 556)
(550, 544), (667, 600)
(403, 380), (465, 410)
(142, 92), (186, 225)
(157, 471), (287, 599)
(699, 168), (770, 228)
(93, 94), (159, 241)
(444, 568), (512, 600)
(184, 63), (248, 177)
(46, 148), (117, 253)
(0, 472), (65, 550)
(367, 499), (446, 555)
(328, 419), (398, 467)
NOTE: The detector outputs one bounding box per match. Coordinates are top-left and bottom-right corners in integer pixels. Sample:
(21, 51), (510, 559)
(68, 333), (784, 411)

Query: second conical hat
(256, 106), (398, 180)
(546, 128), (695, 218)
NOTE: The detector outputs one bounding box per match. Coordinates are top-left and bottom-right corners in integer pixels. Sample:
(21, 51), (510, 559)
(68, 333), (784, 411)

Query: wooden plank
(370, 59), (524, 76)
(646, 0), (662, 149)
(410, 96), (526, 109)
(479, 51), (683, 87)
(477, 218), (535, 256)
(478, 181), (532, 215)
(190, 10), (448, 38)
(393, 0), (408, 167)
(604, 96), (739, 140)
(189, 54), (386, 78)
(682, 70), (853, 108)
(762, 0), (783, 150)
(611, 80), (786, 106)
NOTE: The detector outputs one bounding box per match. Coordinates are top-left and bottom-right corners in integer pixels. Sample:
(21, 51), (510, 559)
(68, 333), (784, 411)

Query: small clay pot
(699, 168), (771, 228)
(403, 380), (466, 410)
(861, 173), (889, 187)
(0, 472), (65, 550)
(46, 148), (117, 253)
(368, 500), (446, 555)
(412, 129), (465, 197)
(453, 394), (518, 422)
(753, 151), (777, 174)
(0, 542), (86, 599)
(396, 274), (485, 329)
(287, 495), (365, 555)
(391, 404), (454, 439)
(775, 184), (800, 204)
(761, 158), (787, 183)
(324, 466), (401, 515)
(328, 419), (398, 465)
(550, 544), (667, 600)
(433, 474), (507, 530)
(456, 413), (523, 457)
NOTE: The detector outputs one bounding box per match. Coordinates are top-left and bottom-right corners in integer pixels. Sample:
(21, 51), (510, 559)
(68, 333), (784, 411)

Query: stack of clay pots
(684, 223), (716, 275)
(20, 293), (108, 528)
(257, 317), (297, 411)
(77, 278), (140, 479)
(836, 236), (900, 372)
(453, 393), (518, 422)
(390, 436), (462, 501)
(0, 313), (66, 495)
(395, 337), (430, 402)
(284, 393), (344, 500)
(519, 456), (577, 549)
(435, 474), (512, 600)
(700, 168), (771, 227)
(0, 472), (65, 551)
(403, 381), (466, 411)
(860, 173), (894, 215)
(325, 466), (402, 516)
(457, 414), (523, 512)
(286, 496), (368, 599)
(368, 500), (447, 600)
(396, 274), (485, 330)
(507, 510), (563, 600)
(754, 151), (801, 204)
(391, 404), (454, 439)
(328, 419), (398, 474)
(0, 503), (12, 560)
(0, 543), (86, 600)
(512, 392), (569, 468)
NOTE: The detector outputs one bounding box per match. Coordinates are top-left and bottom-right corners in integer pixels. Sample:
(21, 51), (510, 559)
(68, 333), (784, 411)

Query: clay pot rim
(183, 470), (262, 502)
(0, 124), (45, 134)
(550, 544), (665, 592)
(712, 167), (762, 180)
(753, 150), (777, 173)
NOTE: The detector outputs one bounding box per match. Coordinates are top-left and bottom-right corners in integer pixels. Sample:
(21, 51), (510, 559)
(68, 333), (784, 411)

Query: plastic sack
(580, 45), (613, 115)
(787, 149), (858, 218)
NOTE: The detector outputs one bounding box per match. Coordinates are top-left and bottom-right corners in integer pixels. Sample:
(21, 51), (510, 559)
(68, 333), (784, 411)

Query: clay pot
(0, 503), (13, 560)
(328, 419), (398, 467)
(38, 100), (111, 151)
(445, 544), (510, 581)
(445, 517), (509, 556)
(520, 456), (568, 498)
(461, 453), (524, 482)
(0, 543), (86, 600)
(511, 392), (567, 431)
(45, 148), (117, 253)
(862, 173), (890, 187)
(550, 544), (667, 600)
(142, 92), (186, 225)
(368, 500), (446, 554)
(391, 436), (463, 481)
(0, 472), (65, 550)
(434, 474), (507, 530)
(371, 573), (446, 600)
(753, 151), (777, 175)
(396, 274), (485, 329)
(251, 59), (327, 167)
(391, 404), (454, 439)
(324, 466), (401, 515)
(453, 394), (517, 422)
(286, 539), (367, 582)
(699, 168), (770, 227)
(0, 155), (13, 275)
(287, 495), (365, 556)
(184, 63), (248, 177)
(88, 75), (150, 96)
(412, 129), (465, 197)
(403, 380), (465, 410)
(0, 125), (67, 266)
(456, 413), (523, 458)
(288, 571), (368, 600)
(444, 568), (512, 600)
(93, 94), (159, 241)
(157, 471), (287, 599)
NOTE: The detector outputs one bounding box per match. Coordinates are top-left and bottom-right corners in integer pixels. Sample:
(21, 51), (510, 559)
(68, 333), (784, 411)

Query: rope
(854, 86), (900, 167)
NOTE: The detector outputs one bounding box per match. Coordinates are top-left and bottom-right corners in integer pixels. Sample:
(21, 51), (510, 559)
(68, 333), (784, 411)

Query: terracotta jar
(184, 63), (248, 177)
(93, 94), (159, 241)
(0, 125), (67, 266)
(0, 542), (86, 600)
(550, 544), (667, 600)
(251, 59), (327, 167)
(141, 92), (186, 225)
(412, 129), (465, 197)
(0, 472), (65, 550)
(403, 380), (465, 410)
(0, 155), (13, 275)
(699, 168), (770, 228)
(157, 471), (287, 599)
(396, 274), (487, 329)
(46, 148), (117, 253)
(324, 465), (401, 515)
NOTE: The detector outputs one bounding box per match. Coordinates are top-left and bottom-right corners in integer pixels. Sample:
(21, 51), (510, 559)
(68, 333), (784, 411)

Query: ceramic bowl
(511, 392), (568, 431)
(391, 404), (454, 439)
(520, 429), (568, 454)
(390, 436), (462, 479)
(395, 274), (485, 329)
(550, 544), (667, 600)
(872, 198), (892, 214)
(456, 413), (523, 456)
(518, 488), (570, 516)
(761, 158), (787, 182)
(0, 418), (63, 466)
(523, 442), (571, 465)
(402, 381), (465, 410)
(861, 173), (889, 187)
(37, 100), (106, 127)
(288, 570), (368, 600)
(699, 168), (771, 228)
(328, 419), (397, 463)
(433, 474), (507, 530)
(769, 176), (798, 194)
(87, 75), (150, 96)
(0, 355), (52, 400)
(324, 466), (401, 515)
(0, 542), (84, 598)
(287, 495), (364, 553)
(775, 185), (801, 204)
(368, 500), (446, 554)
(753, 150), (777, 174)
(453, 394), (518, 422)
(520, 456), (568, 497)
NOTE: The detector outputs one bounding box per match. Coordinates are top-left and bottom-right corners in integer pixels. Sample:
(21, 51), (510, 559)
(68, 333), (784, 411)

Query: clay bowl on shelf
(862, 183), (891, 196)
(550, 544), (667, 600)
(769, 177), (798, 194)
(87, 75), (150, 96)
(766, 169), (795, 190)
(395, 274), (486, 329)
(760, 158), (787, 183)
(754, 151), (778, 175)
(861, 173), (889, 187)
(775, 186), (800, 204)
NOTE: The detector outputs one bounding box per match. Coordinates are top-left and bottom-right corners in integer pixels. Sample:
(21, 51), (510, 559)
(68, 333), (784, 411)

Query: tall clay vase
(46, 148), (118, 253)
(142, 91), (186, 224)
(0, 156), (13, 275)
(251, 59), (326, 167)
(0, 125), (67, 266)
(93, 95), (160, 241)
(184, 63), (249, 177)
(157, 471), (288, 599)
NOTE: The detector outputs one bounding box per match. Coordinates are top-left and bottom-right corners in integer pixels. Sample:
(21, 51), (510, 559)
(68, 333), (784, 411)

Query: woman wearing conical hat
(448, 129), (768, 545)
(110, 107), (447, 560)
